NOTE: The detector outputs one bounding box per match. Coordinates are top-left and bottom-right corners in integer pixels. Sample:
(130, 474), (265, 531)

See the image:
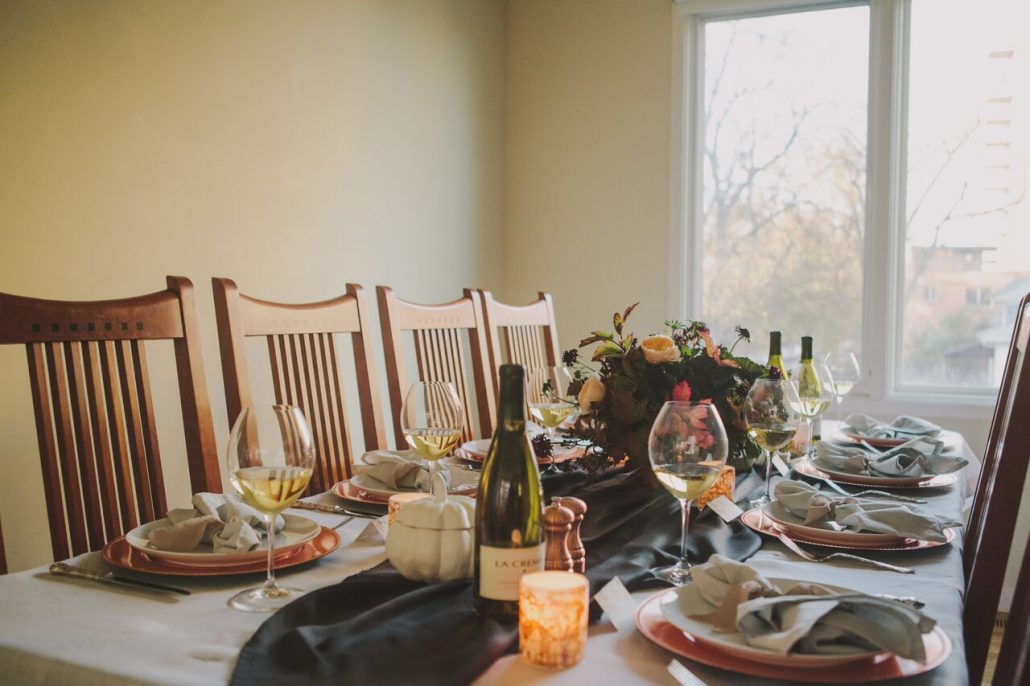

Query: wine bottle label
(478, 544), (545, 600)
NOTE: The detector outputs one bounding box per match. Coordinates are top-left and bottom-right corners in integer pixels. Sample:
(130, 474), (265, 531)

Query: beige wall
(0, 0), (506, 571)
(503, 0), (673, 349)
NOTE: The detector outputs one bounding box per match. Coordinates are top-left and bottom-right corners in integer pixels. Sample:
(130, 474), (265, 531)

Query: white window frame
(669, 0), (995, 421)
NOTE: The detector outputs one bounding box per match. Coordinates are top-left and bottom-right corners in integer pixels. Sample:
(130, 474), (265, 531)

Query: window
(674, 0), (1030, 401)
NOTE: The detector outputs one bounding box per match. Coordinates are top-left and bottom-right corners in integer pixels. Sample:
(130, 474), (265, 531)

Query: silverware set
(774, 530), (915, 574)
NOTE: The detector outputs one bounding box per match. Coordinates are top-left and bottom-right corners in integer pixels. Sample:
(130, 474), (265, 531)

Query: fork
(667, 660), (707, 686)
(775, 531), (914, 574)
(818, 477), (927, 504)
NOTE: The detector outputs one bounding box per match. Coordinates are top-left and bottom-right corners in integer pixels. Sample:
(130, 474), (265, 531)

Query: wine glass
(824, 351), (861, 425)
(789, 362), (833, 460)
(648, 401), (728, 585)
(526, 366), (576, 471)
(401, 381), (464, 497)
(226, 405), (315, 612)
(744, 379), (801, 508)
(526, 366), (576, 440)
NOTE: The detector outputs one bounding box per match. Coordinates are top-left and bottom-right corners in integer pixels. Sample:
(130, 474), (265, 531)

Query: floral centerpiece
(564, 304), (767, 479)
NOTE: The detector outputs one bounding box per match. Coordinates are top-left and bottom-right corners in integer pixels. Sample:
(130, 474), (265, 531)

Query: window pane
(902, 0), (1030, 389)
(700, 8), (869, 364)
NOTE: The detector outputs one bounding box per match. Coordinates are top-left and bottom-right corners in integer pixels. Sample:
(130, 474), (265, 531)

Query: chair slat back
(0, 277), (219, 564)
(964, 292), (1030, 684)
(213, 279), (386, 493)
(377, 287), (495, 446)
(993, 533), (1030, 685)
(479, 290), (560, 387)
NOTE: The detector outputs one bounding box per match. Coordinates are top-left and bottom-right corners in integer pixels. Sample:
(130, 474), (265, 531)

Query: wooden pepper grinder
(556, 496), (587, 573)
(543, 499), (574, 571)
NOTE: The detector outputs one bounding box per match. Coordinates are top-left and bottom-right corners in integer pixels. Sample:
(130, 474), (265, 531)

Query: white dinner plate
(125, 514), (321, 567)
(349, 467), (478, 499)
(763, 502), (905, 546)
(660, 577), (886, 667)
(797, 457), (959, 490)
(459, 439), (492, 459)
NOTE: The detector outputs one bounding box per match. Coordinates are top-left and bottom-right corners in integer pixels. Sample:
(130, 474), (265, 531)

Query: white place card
(356, 516), (389, 542)
(706, 495), (743, 523)
(667, 660), (708, 686)
(771, 453), (791, 477)
(593, 576), (637, 632)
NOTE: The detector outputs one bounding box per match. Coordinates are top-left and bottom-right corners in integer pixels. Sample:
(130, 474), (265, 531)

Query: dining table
(0, 423), (979, 686)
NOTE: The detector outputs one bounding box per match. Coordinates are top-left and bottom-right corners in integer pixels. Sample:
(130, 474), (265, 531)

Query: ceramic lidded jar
(386, 473), (476, 582)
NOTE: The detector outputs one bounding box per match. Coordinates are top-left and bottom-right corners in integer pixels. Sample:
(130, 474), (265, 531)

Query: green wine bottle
(796, 336), (829, 422)
(474, 364), (544, 621)
(767, 331), (788, 379)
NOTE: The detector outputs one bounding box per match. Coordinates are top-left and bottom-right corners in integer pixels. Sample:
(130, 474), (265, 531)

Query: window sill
(841, 392), (995, 422)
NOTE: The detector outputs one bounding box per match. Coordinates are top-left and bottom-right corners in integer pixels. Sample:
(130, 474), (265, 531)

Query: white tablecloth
(0, 430), (977, 686)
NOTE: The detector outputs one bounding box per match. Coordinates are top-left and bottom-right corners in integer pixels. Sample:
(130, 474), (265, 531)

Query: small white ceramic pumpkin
(386, 474), (476, 583)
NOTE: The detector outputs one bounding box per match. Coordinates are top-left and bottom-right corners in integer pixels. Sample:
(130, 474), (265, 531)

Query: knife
(49, 562), (191, 596)
(291, 501), (382, 518)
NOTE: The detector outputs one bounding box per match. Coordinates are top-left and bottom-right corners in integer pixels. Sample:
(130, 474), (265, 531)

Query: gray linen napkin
(355, 450), (450, 491)
(773, 480), (959, 542)
(678, 555), (935, 660)
(147, 493), (283, 553)
(815, 437), (967, 478)
(844, 414), (941, 439)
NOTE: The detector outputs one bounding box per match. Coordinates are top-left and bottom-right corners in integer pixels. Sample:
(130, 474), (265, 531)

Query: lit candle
(518, 571), (589, 669)
(388, 492), (429, 525)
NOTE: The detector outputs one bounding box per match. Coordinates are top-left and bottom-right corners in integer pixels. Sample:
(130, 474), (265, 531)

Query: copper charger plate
(741, 508), (956, 551)
(332, 479), (401, 505)
(794, 457), (958, 490)
(454, 445), (586, 466)
(636, 590), (951, 683)
(102, 526), (341, 576)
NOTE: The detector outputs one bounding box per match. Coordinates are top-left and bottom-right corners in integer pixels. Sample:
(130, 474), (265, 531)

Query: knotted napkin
(815, 436), (967, 478)
(147, 493), (283, 553)
(843, 414), (941, 439)
(354, 450), (450, 491)
(773, 480), (959, 542)
(677, 555), (936, 660)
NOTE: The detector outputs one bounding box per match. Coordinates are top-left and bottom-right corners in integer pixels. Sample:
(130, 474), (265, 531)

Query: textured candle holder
(697, 465), (735, 510)
(518, 571), (589, 669)
(387, 492), (429, 525)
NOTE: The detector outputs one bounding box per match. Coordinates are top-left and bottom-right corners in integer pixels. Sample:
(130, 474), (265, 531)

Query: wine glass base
(228, 584), (305, 612)
(748, 494), (773, 509)
(651, 563), (691, 586)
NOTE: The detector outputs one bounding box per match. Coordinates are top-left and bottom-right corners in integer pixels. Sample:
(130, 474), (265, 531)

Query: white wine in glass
(226, 405), (315, 612)
(526, 366), (576, 436)
(648, 401), (728, 586)
(824, 351), (861, 425)
(744, 377), (801, 508)
(401, 381), (463, 495)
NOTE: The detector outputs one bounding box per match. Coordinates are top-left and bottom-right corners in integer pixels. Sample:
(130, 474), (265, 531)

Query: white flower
(641, 335), (682, 364)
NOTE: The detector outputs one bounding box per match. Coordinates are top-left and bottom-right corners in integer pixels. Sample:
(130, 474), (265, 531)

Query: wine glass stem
(428, 459), (440, 497)
(836, 397), (843, 424)
(803, 418), (813, 460)
(264, 513), (277, 591)
(764, 448), (773, 500)
(678, 499), (691, 569)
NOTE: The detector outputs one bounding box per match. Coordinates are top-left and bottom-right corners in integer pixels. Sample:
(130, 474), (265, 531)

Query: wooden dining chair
(993, 531), (1030, 685)
(0, 276), (220, 566)
(964, 291), (1030, 684)
(477, 290), (561, 388)
(377, 287), (495, 446)
(212, 278), (387, 494)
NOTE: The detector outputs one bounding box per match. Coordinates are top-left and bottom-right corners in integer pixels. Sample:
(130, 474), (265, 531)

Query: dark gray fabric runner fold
(231, 468), (763, 686)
